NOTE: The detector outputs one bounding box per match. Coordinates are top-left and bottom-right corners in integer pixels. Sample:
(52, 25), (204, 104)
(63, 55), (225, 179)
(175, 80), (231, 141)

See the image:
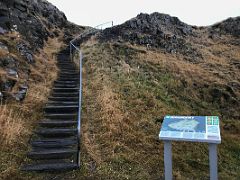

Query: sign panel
(159, 116), (221, 143)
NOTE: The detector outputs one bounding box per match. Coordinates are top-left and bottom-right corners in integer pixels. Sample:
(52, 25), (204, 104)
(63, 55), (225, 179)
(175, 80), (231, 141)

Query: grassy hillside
(0, 9), (239, 179)
(12, 33), (239, 180)
(76, 37), (240, 179)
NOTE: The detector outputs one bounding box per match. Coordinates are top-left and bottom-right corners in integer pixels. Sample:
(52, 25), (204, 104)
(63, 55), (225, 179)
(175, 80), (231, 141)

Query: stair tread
(48, 100), (78, 103)
(36, 128), (77, 132)
(49, 99), (78, 102)
(52, 88), (79, 93)
(49, 97), (78, 100)
(59, 73), (78, 75)
(45, 105), (79, 108)
(53, 87), (79, 89)
(44, 114), (77, 120)
(45, 113), (77, 116)
(53, 84), (78, 87)
(39, 120), (76, 124)
(47, 102), (78, 105)
(42, 118), (78, 122)
(21, 162), (78, 172)
(35, 128), (77, 138)
(31, 138), (77, 143)
(30, 138), (77, 150)
(40, 120), (76, 123)
(28, 148), (77, 154)
(51, 92), (79, 95)
(54, 81), (78, 84)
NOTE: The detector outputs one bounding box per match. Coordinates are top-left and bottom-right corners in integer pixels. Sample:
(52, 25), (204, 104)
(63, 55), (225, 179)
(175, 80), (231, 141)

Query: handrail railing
(70, 21), (113, 167)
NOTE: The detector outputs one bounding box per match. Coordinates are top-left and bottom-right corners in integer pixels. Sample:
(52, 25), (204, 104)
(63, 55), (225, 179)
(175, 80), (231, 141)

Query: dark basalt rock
(99, 12), (202, 60)
(0, 42), (9, 52)
(0, 0), (83, 103)
(211, 17), (240, 37)
(17, 43), (34, 63)
(0, 0), (69, 50)
(0, 27), (7, 34)
(12, 84), (28, 101)
(1, 79), (17, 92)
(0, 56), (18, 68)
(7, 68), (18, 78)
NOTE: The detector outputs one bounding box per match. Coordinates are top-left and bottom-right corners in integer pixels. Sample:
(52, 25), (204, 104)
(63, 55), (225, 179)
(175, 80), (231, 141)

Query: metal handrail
(70, 21), (113, 167)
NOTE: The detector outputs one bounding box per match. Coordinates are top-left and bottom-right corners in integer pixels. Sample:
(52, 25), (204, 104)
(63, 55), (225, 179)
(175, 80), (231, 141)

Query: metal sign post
(209, 143), (218, 180)
(159, 116), (221, 180)
(164, 141), (172, 179)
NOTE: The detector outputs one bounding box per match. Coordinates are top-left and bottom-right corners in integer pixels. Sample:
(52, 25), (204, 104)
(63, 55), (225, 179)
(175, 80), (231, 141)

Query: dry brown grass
(0, 105), (26, 145)
(98, 84), (125, 137)
(75, 40), (240, 179)
(0, 31), (65, 179)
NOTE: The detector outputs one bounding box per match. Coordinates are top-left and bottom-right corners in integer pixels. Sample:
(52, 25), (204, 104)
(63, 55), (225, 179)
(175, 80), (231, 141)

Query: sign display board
(159, 116), (221, 144)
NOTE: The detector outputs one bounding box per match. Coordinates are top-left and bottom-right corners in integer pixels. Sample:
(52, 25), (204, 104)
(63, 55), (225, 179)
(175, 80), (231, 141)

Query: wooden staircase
(21, 51), (80, 172)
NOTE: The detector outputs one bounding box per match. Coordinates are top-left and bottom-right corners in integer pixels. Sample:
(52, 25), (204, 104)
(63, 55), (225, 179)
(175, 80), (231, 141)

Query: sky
(47, 0), (240, 27)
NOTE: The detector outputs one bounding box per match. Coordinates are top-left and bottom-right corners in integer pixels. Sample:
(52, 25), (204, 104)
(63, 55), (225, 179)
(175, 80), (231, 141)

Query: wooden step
(31, 138), (77, 148)
(44, 105), (78, 113)
(58, 74), (78, 77)
(47, 101), (78, 106)
(57, 77), (79, 81)
(59, 68), (76, 71)
(51, 92), (79, 97)
(27, 148), (77, 160)
(57, 64), (75, 67)
(59, 72), (79, 75)
(21, 162), (78, 172)
(57, 62), (74, 65)
(60, 70), (78, 74)
(53, 88), (79, 93)
(39, 120), (77, 127)
(44, 113), (77, 120)
(48, 97), (79, 102)
(54, 84), (78, 88)
(58, 67), (75, 70)
(35, 128), (77, 138)
(58, 76), (78, 80)
(54, 80), (78, 84)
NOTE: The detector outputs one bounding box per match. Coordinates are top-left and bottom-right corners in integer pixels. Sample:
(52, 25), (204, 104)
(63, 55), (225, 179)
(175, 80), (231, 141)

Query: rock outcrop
(0, 0), (69, 49)
(0, 0), (84, 102)
(211, 17), (240, 37)
(100, 13), (202, 59)
(100, 12), (240, 62)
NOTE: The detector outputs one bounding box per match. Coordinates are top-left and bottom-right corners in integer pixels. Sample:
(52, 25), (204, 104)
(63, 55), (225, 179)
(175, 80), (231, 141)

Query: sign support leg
(164, 141), (172, 180)
(209, 143), (218, 180)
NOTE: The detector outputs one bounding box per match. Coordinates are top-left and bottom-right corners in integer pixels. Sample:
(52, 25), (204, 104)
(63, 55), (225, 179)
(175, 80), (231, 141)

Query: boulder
(0, 27), (7, 34)
(7, 69), (18, 78)
(16, 43), (35, 63)
(13, 84), (28, 101)
(2, 79), (17, 91)
(0, 42), (9, 52)
(0, 56), (17, 68)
